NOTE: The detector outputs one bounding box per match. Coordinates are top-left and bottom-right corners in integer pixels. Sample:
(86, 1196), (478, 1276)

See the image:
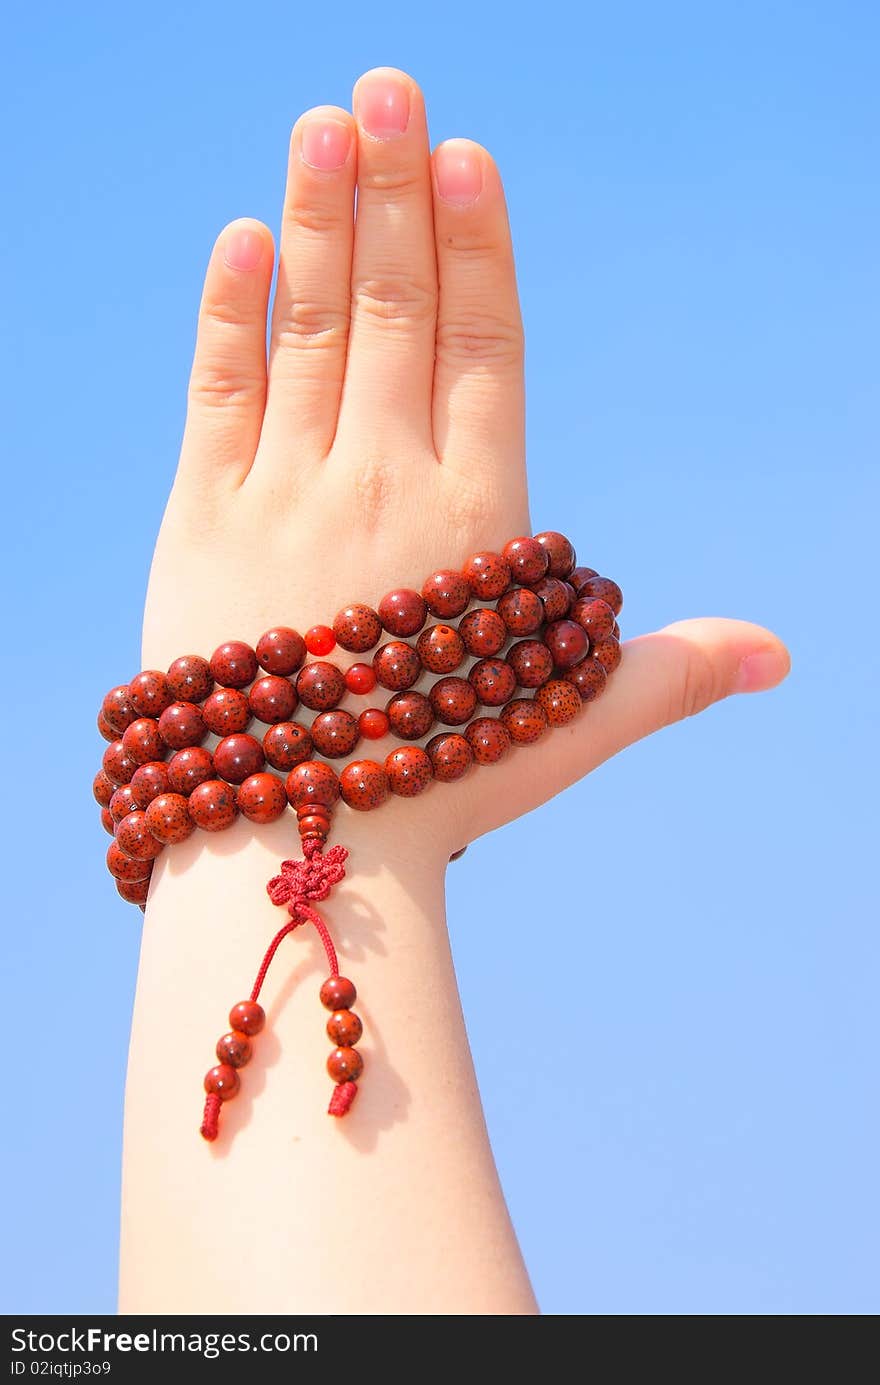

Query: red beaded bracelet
(93, 533), (623, 1142)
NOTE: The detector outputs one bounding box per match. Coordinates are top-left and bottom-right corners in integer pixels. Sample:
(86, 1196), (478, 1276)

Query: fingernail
(301, 118), (352, 171)
(355, 73), (410, 138)
(434, 143), (483, 206)
(223, 227), (263, 272)
(733, 649), (790, 693)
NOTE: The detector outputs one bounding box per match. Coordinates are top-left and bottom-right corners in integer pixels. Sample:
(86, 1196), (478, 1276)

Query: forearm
(119, 807), (537, 1314)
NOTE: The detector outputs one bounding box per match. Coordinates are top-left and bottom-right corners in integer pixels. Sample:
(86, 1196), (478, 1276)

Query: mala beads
(93, 533), (624, 1142)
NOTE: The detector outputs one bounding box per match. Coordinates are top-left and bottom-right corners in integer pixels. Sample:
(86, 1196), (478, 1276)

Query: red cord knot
(266, 843), (349, 918)
(328, 1081), (358, 1117)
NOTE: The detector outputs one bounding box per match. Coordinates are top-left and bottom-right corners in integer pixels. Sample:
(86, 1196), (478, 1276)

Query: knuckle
(201, 298), (255, 331)
(284, 200), (345, 237)
(187, 366), (264, 410)
(353, 274), (437, 326)
(436, 312), (524, 366)
(676, 647), (723, 722)
(349, 455), (401, 530)
(358, 164), (424, 198)
(274, 298), (350, 347)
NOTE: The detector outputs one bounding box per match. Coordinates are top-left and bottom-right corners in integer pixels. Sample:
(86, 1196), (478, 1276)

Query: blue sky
(2, 0), (877, 1314)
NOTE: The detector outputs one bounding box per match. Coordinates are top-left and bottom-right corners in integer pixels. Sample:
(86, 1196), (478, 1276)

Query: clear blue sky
(2, 0), (877, 1315)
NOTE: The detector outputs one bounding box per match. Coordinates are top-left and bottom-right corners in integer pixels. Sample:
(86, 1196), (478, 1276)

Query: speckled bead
(167, 746), (215, 795)
(128, 671), (172, 718)
(256, 627), (306, 677)
(145, 793), (196, 844)
(377, 589), (427, 638)
(468, 658), (517, 708)
(570, 566), (599, 592)
(247, 675), (297, 724)
(320, 976), (356, 1010)
(461, 551), (512, 600)
(262, 721), (313, 771)
(106, 840), (153, 882)
(529, 576), (572, 622)
(204, 1065), (240, 1100)
(612, 620), (621, 641)
(590, 635), (622, 673)
(332, 603), (383, 653)
(92, 769), (115, 807)
(386, 690), (435, 740)
(327, 1010), (363, 1046)
(421, 569), (471, 619)
(458, 607), (507, 658)
(157, 701), (207, 749)
(109, 785), (139, 823)
(285, 760), (340, 809)
(372, 641), (422, 692)
(229, 1000), (266, 1035)
(209, 641), (258, 689)
(358, 708), (390, 740)
(425, 732), (474, 783)
(577, 575), (623, 615)
(507, 639), (554, 688)
(237, 772), (288, 824)
(121, 717), (165, 766)
(102, 740), (139, 787)
(429, 676), (478, 726)
(296, 661), (346, 711)
(327, 1047), (364, 1082)
(188, 779), (238, 832)
(216, 1031), (252, 1068)
(536, 679), (582, 726)
(534, 531), (576, 579)
(310, 710), (360, 758)
(464, 717), (512, 765)
(214, 734), (265, 784)
(116, 877), (150, 906)
(563, 656), (608, 702)
(416, 623), (465, 674)
(115, 810), (164, 861)
(339, 759), (389, 811)
(97, 709), (117, 742)
(344, 663), (377, 696)
(130, 761), (171, 807)
(166, 655), (213, 703)
(544, 619), (589, 670)
(385, 746), (433, 797)
(502, 536), (549, 584)
(496, 587), (544, 636)
(100, 806), (115, 834)
(202, 687), (252, 736)
(101, 686), (138, 735)
(500, 698), (550, 745)
(570, 597), (615, 641)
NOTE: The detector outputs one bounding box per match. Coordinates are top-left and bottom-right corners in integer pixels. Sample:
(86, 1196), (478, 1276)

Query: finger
(430, 140), (525, 479)
(262, 106), (357, 463)
(179, 218), (274, 489)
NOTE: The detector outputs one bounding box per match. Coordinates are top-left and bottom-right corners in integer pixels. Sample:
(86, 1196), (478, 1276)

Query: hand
(143, 65), (789, 864)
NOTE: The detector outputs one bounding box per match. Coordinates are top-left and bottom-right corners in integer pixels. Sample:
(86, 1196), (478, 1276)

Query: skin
(120, 67), (790, 1314)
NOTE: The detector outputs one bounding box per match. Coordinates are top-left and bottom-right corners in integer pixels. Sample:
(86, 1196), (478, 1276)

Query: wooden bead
(344, 663), (377, 695)
(500, 698), (550, 745)
(310, 710), (360, 758)
(214, 733), (265, 784)
(529, 576), (571, 621)
(247, 676), (297, 724)
(425, 732), (474, 782)
(166, 655), (213, 703)
(458, 607), (507, 657)
(128, 671), (172, 718)
(285, 760), (340, 808)
(130, 761), (171, 807)
(502, 536), (549, 584)
(101, 685), (137, 734)
(496, 587), (544, 635)
(263, 721), (313, 771)
(461, 551), (511, 600)
(385, 746), (433, 797)
(327, 1010), (363, 1046)
(102, 740), (139, 787)
(229, 1000), (265, 1035)
(535, 679), (582, 726)
(464, 716), (512, 765)
(320, 976), (356, 1010)
(296, 661), (346, 710)
(116, 877), (150, 905)
(167, 746), (215, 795)
(115, 810), (164, 860)
(106, 840), (153, 882)
(333, 603), (382, 653)
(304, 625), (336, 656)
(256, 627), (306, 676)
(577, 575), (623, 615)
(534, 531), (576, 578)
(188, 779), (238, 832)
(237, 772), (288, 824)
(97, 709), (117, 742)
(298, 812), (330, 838)
(386, 691), (434, 740)
(339, 759), (389, 811)
(204, 1064), (240, 1100)
(100, 806), (115, 834)
(92, 769), (115, 807)
(327, 1047), (364, 1082)
(157, 701), (207, 749)
(122, 717), (165, 765)
(216, 1031), (252, 1068)
(145, 793), (196, 844)
(429, 676), (478, 726)
(570, 597), (615, 641)
(202, 687), (252, 735)
(358, 708), (390, 740)
(563, 656), (607, 702)
(570, 566), (598, 592)
(209, 641), (258, 689)
(377, 589), (427, 637)
(590, 635), (622, 673)
(109, 785), (139, 823)
(421, 569), (470, 618)
(372, 641), (421, 691)
(468, 658), (517, 707)
(544, 619), (589, 669)
(507, 639), (554, 688)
